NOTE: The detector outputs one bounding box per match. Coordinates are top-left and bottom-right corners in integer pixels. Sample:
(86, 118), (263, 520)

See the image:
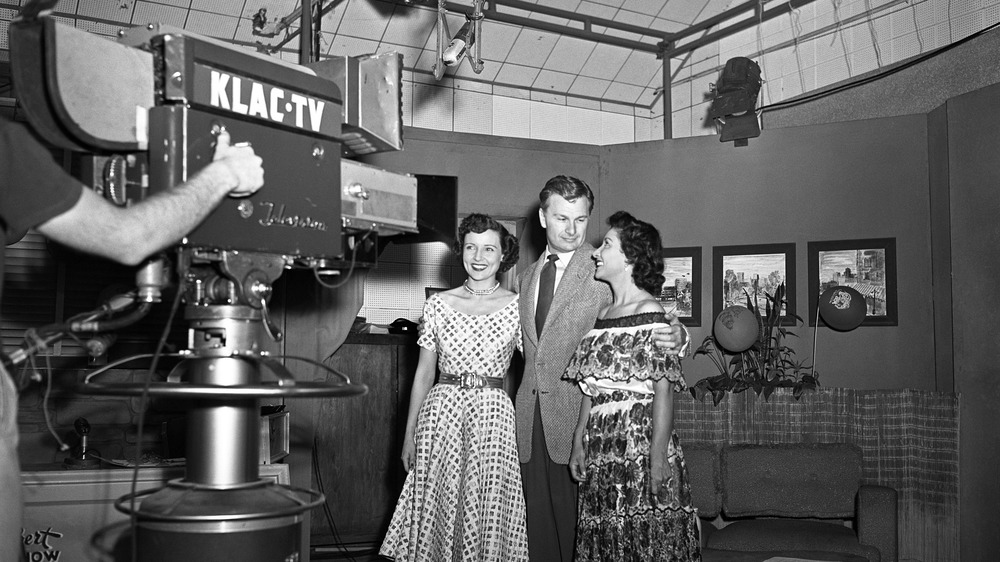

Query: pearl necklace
(463, 279), (500, 296)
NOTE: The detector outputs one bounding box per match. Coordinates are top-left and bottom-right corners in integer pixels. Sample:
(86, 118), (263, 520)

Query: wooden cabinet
(309, 333), (418, 544)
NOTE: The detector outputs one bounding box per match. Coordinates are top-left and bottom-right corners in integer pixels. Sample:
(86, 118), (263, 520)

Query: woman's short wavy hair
(606, 210), (665, 296)
(453, 213), (520, 273)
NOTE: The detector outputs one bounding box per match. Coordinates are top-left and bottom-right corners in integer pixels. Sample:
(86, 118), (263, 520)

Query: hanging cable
(758, 17), (1000, 113)
(833, 0), (854, 76)
(863, 0), (884, 68)
(788, 0), (806, 97)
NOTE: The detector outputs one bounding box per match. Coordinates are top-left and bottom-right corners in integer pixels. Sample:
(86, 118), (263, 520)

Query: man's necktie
(535, 254), (558, 336)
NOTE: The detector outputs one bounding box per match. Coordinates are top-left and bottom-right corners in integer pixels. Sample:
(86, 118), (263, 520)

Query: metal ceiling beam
(413, 0), (818, 60)
(662, 0), (816, 58)
(425, 0), (662, 54)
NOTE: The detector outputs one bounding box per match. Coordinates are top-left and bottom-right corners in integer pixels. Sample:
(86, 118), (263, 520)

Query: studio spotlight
(707, 56), (762, 145)
(443, 17), (475, 67)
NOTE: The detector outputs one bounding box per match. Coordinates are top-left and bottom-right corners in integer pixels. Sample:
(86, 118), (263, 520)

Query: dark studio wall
(600, 115), (936, 391)
(933, 82), (1000, 562)
(358, 128), (604, 267)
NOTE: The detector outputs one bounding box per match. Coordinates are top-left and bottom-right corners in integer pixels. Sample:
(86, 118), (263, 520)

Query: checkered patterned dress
(380, 294), (528, 562)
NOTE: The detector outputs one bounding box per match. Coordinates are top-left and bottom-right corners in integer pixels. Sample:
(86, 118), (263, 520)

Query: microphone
(443, 20), (474, 67)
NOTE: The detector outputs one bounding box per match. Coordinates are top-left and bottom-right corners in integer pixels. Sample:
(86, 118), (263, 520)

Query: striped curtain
(673, 387), (960, 562)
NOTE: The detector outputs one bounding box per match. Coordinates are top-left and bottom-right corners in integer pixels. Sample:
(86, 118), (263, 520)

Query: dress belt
(439, 372), (504, 390)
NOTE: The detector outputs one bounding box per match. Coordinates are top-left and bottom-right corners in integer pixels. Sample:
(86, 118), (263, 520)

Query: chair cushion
(708, 520), (881, 562)
(721, 443), (862, 518)
(702, 547), (870, 562)
(684, 442), (722, 518)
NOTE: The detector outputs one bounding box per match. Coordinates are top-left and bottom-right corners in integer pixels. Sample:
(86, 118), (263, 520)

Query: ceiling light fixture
(432, 0), (485, 79)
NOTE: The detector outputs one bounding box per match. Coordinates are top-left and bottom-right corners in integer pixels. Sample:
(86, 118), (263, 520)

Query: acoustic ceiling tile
(577, 1), (619, 19)
(566, 104), (602, 141)
(616, 49), (661, 85)
(543, 35), (596, 74)
(494, 62), (541, 87)
(131, 0), (185, 10)
(131, 1), (186, 28)
(651, 16), (687, 33)
(604, 81), (644, 104)
(545, 0), (584, 12)
(623, 0), (666, 16)
(531, 89), (567, 105)
(659, 0), (709, 25)
(566, 96), (601, 110)
(579, 43), (630, 79)
(410, 82), (454, 131)
(338, 0), (391, 42)
(454, 77), (494, 94)
(568, 75), (611, 98)
(454, 89), (493, 135)
(590, 0), (627, 8)
(533, 69), (577, 93)
(418, 11), (464, 49)
(325, 34), (381, 58)
(412, 48), (443, 74)
(493, 95), (531, 139)
(638, 85), (661, 109)
(78, 0), (130, 22)
(612, 8), (654, 28)
(319, 1), (349, 34)
(601, 109), (635, 144)
(190, 0), (241, 16)
(451, 57), (503, 82)
(477, 20), (520, 62)
(185, 10), (240, 40)
(529, 100), (570, 142)
(383, 4), (436, 48)
(378, 42), (424, 70)
(505, 28), (560, 66)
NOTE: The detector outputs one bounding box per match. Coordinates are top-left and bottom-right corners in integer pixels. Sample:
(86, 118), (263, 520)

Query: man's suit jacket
(515, 244), (611, 465)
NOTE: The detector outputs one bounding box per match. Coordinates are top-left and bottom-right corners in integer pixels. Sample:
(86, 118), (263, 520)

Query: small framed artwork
(713, 243), (796, 325)
(658, 247), (701, 326)
(807, 238), (897, 326)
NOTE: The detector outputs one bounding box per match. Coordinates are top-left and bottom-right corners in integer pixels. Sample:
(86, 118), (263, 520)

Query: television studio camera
(6, 6), (417, 561)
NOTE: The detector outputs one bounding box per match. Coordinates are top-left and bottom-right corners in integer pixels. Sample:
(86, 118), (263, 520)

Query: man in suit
(516, 175), (687, 562)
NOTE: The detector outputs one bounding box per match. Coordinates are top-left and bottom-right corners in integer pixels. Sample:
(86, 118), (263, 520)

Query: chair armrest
(857, 484), (898, 562)
(699, 518), (718, 549)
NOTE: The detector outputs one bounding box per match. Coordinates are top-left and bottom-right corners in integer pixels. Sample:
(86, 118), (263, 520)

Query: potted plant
(690, 282), (818, 405)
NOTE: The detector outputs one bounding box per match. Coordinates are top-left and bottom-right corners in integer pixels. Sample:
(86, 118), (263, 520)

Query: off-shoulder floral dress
(380, 293), (528, 562)
(562, 312), (701, 562)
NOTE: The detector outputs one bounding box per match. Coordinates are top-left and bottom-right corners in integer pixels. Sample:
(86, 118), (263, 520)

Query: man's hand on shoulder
(651, 315), (689, 356)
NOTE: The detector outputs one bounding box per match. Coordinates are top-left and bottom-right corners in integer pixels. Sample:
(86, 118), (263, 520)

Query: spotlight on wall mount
(707, 57), (762, 146)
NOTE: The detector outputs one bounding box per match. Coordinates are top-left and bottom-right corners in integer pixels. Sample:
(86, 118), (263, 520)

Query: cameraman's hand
(212, 130), (264, 197)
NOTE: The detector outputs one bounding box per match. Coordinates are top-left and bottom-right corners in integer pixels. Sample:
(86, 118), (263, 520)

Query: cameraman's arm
(37, 132), (263, 265)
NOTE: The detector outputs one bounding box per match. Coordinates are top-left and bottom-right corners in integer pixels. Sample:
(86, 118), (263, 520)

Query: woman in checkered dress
(564, 211), (701, 562)
(380, 214), (528, 562)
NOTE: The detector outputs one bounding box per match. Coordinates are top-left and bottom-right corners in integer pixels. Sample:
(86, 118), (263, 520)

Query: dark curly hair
(606, 211), (665, 296)
(453, 213), (519, 273)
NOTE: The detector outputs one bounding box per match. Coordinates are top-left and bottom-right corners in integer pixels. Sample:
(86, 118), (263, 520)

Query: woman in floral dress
(564, 211), (701, 562)
(380, 214), (528, 562)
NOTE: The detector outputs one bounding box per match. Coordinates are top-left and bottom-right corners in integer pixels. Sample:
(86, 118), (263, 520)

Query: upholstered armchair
(686, 443), (898, 562)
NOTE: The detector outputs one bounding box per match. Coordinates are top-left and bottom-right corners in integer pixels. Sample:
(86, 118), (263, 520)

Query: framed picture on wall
(658, 247), (701, 326)
(807, 238), (897, 327)
(712, 243), (796, 325)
